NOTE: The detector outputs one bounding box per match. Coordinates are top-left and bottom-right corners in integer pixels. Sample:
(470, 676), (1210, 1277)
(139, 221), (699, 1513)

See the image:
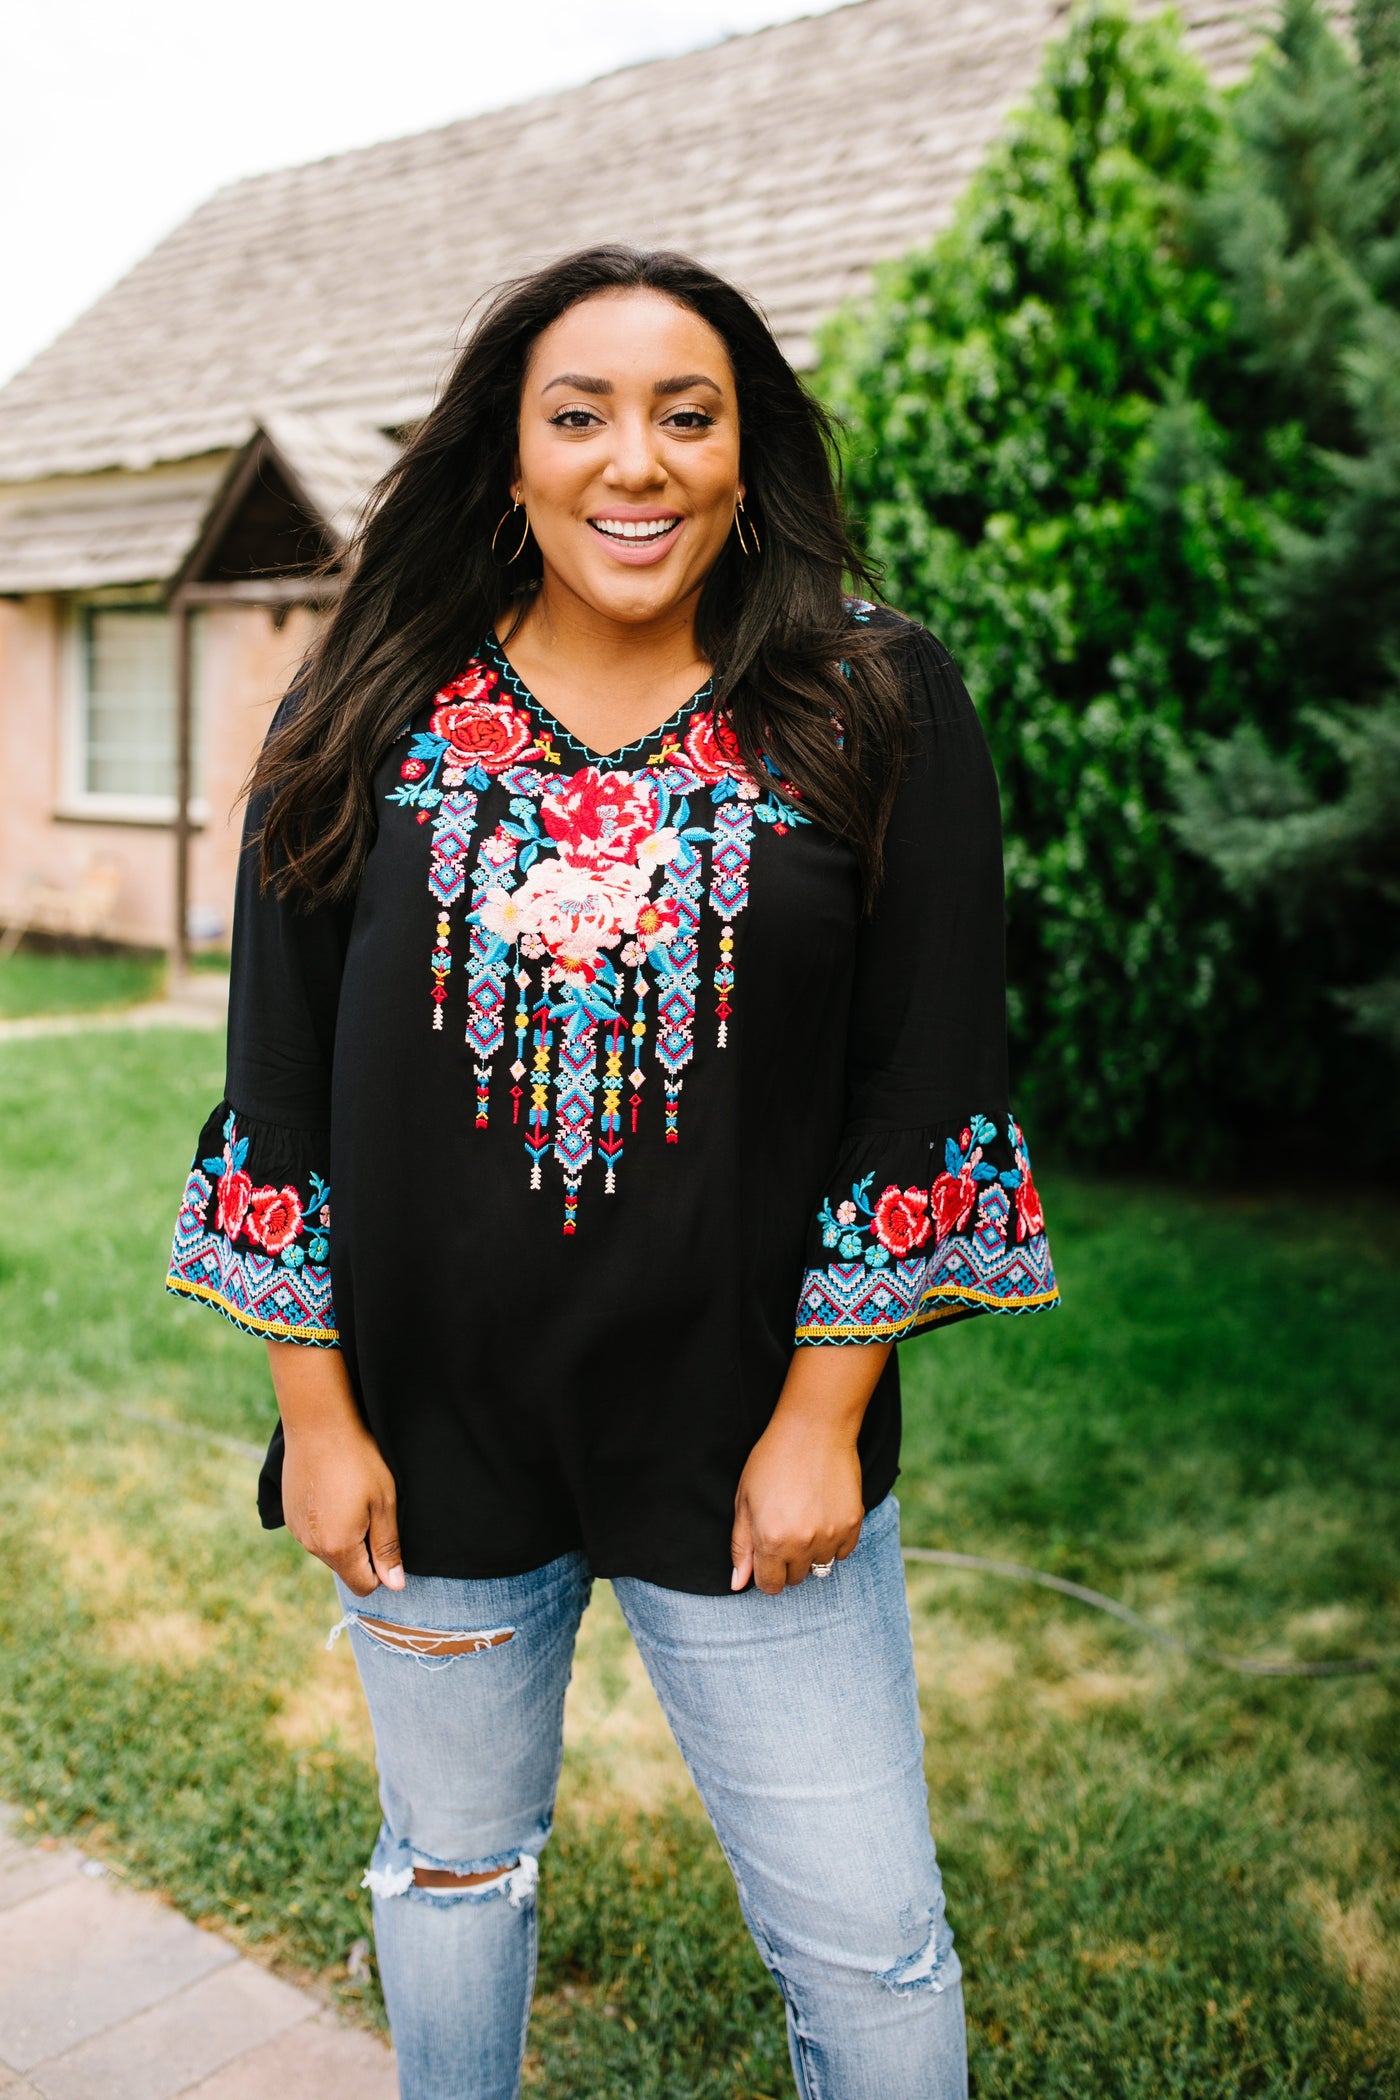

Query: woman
(166, 245), (1058, 2100)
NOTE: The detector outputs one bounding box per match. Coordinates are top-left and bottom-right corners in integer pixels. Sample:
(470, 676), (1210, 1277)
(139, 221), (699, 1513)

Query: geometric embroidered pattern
(166, 1165), (339, 1346)
(794, 1114), (1060, 1342)
(386, 642), (810, 1234)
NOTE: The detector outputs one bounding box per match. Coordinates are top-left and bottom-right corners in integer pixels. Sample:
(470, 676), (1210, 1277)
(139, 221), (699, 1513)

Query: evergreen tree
(815, 8), (1306, 1165)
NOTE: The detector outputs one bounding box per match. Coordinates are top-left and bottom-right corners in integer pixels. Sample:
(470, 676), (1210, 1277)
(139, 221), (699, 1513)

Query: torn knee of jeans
(326, 1613), (515, 1668)
(363, 1850), (539, 1908)
(875, 1911), (961, 1996)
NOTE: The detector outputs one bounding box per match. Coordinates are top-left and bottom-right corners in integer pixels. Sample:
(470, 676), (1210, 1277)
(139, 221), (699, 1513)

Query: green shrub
(816, 3), (1399, 1169)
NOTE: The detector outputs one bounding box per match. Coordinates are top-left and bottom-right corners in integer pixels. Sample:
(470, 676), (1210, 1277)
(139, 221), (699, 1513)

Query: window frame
(58, 593), (209, 827)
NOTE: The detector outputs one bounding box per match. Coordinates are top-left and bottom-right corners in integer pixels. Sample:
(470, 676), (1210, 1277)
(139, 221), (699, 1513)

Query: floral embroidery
(387, 644), (812, 1231)
(798, 1114), (1059, 1340)
(166, 1112), (336, 1343)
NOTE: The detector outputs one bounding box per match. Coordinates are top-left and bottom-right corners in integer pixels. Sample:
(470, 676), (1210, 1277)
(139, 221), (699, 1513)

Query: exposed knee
(363, 1849), (539, 1907)
(412, 1860), (519, 1891)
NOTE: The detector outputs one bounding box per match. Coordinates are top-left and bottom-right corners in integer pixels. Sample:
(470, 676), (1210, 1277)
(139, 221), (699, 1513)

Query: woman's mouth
(587, 516), (682, 543)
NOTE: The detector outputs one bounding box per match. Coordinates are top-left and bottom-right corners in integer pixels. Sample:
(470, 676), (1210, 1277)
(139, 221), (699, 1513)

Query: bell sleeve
(165, 706), (350, 1347)
(794, 623), (1060, 1344)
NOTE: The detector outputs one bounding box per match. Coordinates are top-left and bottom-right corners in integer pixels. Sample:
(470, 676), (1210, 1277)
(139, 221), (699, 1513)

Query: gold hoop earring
(733, 497), (761, 558)
(491, 501), (531, 565)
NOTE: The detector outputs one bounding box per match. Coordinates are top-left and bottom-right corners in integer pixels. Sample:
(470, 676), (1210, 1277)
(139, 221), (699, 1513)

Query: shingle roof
(0, 0), (1283, 490)
(0, 454), (232, 594)
(0, 412), (398, 593)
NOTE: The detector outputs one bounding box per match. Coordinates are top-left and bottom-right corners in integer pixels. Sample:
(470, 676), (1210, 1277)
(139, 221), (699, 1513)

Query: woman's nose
(603, 413), (667, 490)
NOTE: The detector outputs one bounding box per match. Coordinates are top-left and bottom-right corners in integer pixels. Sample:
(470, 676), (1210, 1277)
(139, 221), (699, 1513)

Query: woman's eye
(549, 409), (601, 431)
(666, 411), (716, 432)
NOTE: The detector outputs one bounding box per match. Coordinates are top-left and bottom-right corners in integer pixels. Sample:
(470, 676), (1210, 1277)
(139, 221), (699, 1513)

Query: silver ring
(811, 1559), (835, 1578)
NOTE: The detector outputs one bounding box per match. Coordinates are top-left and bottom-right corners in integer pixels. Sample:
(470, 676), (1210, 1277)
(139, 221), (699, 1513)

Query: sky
(1, 0), (850, 386)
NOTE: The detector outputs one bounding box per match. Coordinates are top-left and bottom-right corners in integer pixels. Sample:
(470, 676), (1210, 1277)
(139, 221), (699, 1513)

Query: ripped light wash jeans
(331, 1492), (967, 2100)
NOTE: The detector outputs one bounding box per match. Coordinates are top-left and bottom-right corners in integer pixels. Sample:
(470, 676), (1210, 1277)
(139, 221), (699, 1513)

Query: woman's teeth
(589, 518), (680, 541)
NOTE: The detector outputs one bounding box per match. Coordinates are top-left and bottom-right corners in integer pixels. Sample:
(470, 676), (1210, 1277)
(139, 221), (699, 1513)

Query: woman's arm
(730, 1341), (893, 1593)
(267, 1342), (404, 1596)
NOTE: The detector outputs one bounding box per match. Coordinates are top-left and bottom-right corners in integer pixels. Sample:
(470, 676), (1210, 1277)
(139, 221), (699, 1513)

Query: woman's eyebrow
(542, 372), (612, 394)
(654, 374), (722, 396)
(539, 372), (723, 397)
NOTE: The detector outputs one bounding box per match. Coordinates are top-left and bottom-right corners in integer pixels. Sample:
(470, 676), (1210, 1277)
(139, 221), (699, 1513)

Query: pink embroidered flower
(928, 1168), (979, 1243)
(399, 757), (427, 782)
(835, 1199), (858, 1226)
(683, 709), (746, 784)
(215, 1165), (252, 1240)
(479, 828), (517, 870)
(245, 1185), (304, 1255)
(872, 1185), (932, 1257)
(1014, 1147), (1045, 1243)
(430, 696), (534, 771)
(542, 768), (662, 867)
(479, 857), (654, 977)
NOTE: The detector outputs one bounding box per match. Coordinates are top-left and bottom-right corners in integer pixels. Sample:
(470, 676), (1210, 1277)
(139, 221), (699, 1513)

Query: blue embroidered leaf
(519, 842), (539, 871)
(222, 1112), (236, 1141)
(944, 1136), (964, 1173)
(999, 1168), (1022, 1190)
(231, 1138), (249, 1169)
(710, 774), (736, 803)
(853, 1171), (876, 1215)
(201, 1157), (224, 1177)
(971, 1162), (998, 1182)
(308, 1173), (330, 1208)
(466, 764), (491, 792)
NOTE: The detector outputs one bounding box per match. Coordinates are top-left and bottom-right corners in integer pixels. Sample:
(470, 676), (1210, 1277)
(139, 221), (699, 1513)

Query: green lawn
(0, 949), (164, 1019)
(0, 1029), (1396, 2097)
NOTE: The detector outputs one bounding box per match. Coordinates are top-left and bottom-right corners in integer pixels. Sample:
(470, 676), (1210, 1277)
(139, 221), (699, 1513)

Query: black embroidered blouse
(167, 608), (1058, 1593)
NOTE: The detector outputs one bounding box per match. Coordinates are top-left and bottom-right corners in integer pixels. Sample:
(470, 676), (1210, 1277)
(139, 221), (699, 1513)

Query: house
(0, 0), (1280, 958)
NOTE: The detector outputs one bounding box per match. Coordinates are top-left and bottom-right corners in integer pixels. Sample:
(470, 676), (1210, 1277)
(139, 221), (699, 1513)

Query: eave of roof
(0, 412), (397, 595)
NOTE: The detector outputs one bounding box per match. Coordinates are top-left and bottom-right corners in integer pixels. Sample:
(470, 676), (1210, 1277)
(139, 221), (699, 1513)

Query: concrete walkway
(0, 1812), (396, 2100)
(0, 974), (229, 1044)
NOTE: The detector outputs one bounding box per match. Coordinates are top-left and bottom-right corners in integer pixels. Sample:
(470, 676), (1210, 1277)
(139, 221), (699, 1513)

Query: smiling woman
(162, 245), (1059, 2100)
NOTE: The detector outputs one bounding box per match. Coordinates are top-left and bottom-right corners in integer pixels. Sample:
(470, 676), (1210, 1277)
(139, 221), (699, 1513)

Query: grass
(0, 1027), (1397, 2096)
(0, 948), (164, 1019)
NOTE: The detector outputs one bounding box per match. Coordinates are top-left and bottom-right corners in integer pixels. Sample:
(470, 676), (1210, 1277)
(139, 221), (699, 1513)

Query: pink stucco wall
(0, 596), (322, 952)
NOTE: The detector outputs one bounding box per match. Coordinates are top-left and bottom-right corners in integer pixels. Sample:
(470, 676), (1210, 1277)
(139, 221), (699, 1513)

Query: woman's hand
(730, 1341), (893, 1593)
(266, 1341), (404, 1597)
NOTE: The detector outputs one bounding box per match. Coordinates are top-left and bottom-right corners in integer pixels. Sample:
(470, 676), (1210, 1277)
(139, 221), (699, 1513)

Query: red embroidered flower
(430, 694), (534, 771)
(245, 1185), (304, 1255)
(928, 1167), (979, 1243)
(400, 757), (427, 781)
(215, 1166), (252, 1240)
(682, 709), (746, 783)
(437, 660), (497, 705)
(1015, 1151), (1045, 1242)
(872, 1185), (932, 1257)
(542, 768), (662, 867)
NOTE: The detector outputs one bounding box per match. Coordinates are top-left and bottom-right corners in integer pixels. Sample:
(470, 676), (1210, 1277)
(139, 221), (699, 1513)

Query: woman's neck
(497, 575), (710, 729)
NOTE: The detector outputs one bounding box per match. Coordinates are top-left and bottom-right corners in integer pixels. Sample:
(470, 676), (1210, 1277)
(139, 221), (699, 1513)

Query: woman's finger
(368, 1492), (406, 1591)
(730, 1499), (755, 1591)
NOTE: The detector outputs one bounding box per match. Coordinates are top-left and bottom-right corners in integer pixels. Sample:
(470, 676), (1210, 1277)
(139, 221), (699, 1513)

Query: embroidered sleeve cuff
(166, 1103), (339, 1347)
(794, 1111), (1059, 1344)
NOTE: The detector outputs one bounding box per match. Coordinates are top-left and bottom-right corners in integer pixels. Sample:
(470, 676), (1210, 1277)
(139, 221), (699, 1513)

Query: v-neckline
(482, 631), (713, 768)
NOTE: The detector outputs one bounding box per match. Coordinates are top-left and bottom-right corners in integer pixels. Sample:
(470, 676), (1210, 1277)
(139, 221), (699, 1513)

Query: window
(68, 604), (205, 818)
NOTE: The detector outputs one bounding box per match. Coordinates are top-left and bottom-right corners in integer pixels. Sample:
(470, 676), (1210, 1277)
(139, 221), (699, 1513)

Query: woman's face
(513, 288), (743, 631)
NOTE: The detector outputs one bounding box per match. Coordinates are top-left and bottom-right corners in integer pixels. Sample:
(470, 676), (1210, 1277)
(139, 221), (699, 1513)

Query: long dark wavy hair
(253, 245), (911, 907)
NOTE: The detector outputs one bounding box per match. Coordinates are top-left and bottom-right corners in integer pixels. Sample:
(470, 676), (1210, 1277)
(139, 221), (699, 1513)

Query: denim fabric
(333, 1493), (967, 2100)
